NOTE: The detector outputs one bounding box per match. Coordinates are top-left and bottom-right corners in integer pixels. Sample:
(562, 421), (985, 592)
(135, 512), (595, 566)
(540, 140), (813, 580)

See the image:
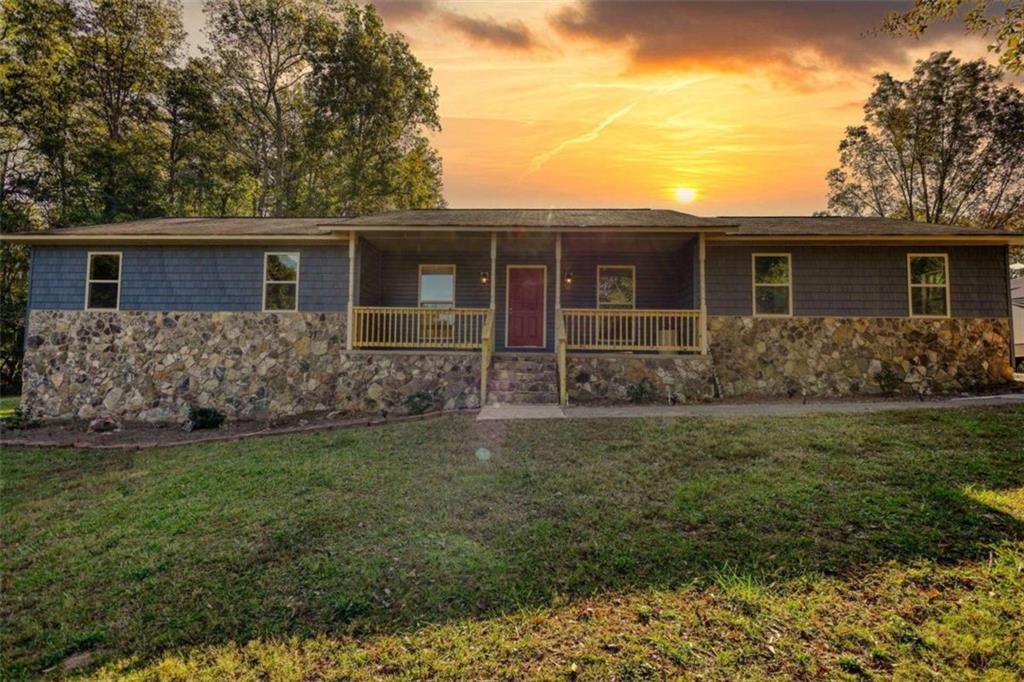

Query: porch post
(699, 232), (708, 355)
(489, 231), (497, 309)
(555, 232), (562, 311)
(346, 230), (356, 350)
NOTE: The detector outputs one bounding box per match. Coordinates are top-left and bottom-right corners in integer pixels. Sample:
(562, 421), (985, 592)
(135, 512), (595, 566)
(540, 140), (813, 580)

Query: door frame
(505, 264), (548, 349)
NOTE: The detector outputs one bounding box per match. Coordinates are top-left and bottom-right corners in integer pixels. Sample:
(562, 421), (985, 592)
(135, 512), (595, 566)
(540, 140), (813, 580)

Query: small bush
(1, 406), (37, 431)
(625, 379), (655, 403)
(403, 390), (435, 415)
(187, 406), (225, 430)
(875, 363), (903, 396)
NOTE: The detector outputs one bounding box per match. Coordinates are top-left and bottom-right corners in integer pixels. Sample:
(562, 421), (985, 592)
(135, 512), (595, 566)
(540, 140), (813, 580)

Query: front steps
(486, 355), (559, 405)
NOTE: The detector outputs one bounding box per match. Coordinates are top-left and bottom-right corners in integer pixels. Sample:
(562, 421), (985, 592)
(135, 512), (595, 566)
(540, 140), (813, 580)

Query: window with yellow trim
(753, 254), (791, 316)
(908, 254), (949, 317)
(86, 252), (121, 310)
(419, 265), (455, 308)
(597, 265), (635, 309)
(264, 252), (299, 311)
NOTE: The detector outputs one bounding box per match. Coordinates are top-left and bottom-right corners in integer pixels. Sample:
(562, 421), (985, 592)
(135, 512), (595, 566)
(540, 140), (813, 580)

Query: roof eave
(709, 233), (1024, 244)
(317, 224), (736, 233)
(0, 233), (346, 245)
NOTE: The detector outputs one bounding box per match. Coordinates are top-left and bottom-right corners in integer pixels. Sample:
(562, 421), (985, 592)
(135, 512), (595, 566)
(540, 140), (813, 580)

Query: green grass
(0, 395), (18, 419)
(2, 407), (1023, 679)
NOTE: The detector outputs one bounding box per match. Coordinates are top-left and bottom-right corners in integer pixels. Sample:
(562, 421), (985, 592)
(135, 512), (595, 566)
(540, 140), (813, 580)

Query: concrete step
(486, 355), (560, 405)
(486, 390), (559, 405)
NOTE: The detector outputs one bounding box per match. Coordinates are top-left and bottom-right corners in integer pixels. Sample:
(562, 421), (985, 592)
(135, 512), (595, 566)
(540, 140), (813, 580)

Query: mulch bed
(0, 408), (478, 450)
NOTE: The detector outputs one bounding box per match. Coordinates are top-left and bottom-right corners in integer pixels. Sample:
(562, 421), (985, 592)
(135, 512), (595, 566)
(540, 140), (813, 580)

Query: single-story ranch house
(5, 209), (1022, 421)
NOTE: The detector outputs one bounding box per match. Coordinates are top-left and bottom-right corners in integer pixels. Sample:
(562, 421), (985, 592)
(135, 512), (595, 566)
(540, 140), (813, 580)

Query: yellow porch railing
(556, 312), (568, 405)
(352, 306), (492, 349)
(480, 308), (495, 404)
(560, 308), (702, 352)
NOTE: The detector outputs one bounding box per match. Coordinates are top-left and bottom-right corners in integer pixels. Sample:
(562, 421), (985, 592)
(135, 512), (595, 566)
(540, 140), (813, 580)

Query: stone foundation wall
(22, 310), (480, 422)
(708, 316), (1014, 397)
(567, 354), (716, 404)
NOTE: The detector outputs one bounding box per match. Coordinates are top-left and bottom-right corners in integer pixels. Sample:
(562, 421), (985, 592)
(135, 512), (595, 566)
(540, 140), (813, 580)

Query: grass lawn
(2, 407), (1023, 679)
(0, 395), (18, 419)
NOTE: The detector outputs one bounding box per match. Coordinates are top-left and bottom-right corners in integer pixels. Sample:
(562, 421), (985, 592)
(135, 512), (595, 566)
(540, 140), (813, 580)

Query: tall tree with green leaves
(75, 0), (185, 220)
(304, 2), (443, 214)
(883, 1), (1023, 73)
(161, 57), (254, 215)
(204, 0), (322, 216)
(826, 52), (1024, 230)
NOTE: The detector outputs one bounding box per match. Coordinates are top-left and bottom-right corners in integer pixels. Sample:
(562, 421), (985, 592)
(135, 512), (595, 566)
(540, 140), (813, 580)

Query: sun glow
(674, 187), (698, 204)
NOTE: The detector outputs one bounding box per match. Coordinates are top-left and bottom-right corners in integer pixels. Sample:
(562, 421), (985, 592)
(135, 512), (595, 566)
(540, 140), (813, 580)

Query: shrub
(187, 406), (225, 430)
(1, 406), (37, 431)
(625, 378), (655, 403)
(875, 363), (903, 396)
(403, 390), (435, 415)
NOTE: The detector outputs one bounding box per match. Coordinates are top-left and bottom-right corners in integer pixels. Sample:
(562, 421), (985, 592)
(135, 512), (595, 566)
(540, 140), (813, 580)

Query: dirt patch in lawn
(0, 408), (477, 450)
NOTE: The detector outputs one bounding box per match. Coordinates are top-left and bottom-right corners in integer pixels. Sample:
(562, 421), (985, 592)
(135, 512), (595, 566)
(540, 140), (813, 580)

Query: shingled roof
(323, 208), (730, 229)
(724, 216), (1004, 237)
(2, 210), (1020, 242)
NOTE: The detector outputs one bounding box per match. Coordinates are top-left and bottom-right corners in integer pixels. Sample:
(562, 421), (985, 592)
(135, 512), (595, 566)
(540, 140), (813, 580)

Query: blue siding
(706, 244), (1009, 318)
(29, 246), (348, 312)
(28, 247), (87, 310)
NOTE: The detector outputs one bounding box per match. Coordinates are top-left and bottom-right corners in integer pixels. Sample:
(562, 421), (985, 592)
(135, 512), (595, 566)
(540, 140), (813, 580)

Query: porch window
(752, 253), (792, 316)
(86, 252), (121, 310)
(419, 264), (456, 307)
(263, 252), (299, 311)
(597, 265), (635, 309)
(907, 254), (949, 317)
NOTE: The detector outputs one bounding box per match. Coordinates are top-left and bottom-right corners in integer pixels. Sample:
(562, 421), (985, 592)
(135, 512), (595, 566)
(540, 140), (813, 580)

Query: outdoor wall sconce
(563, 272), (574, 286)
(480, 271), (489, 285)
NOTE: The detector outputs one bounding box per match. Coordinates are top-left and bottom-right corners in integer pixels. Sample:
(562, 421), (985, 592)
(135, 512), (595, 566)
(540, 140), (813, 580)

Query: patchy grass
(0, 395), (18, 419)
(2, 407), (1023, 679)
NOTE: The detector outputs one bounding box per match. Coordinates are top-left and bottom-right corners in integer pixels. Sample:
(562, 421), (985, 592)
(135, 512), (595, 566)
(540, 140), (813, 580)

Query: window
(419, 264), (456, 307)
(263, 252), (299, 311)
(86, 252), (121, 310)
(908, 254), (949, 317)
(752, 253), (792, 316)
(597, 265), (635, 309)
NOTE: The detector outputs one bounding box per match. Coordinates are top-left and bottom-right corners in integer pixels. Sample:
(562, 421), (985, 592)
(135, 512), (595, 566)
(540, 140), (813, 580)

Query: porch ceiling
(360, 231), (492, 253)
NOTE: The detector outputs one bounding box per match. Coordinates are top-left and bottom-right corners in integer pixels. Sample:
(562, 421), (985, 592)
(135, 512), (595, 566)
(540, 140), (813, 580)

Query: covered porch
(341, 228), (709, 404)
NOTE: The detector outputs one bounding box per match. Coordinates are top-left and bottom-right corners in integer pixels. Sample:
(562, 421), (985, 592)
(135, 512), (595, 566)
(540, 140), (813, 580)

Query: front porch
(343, 230), (709, 405)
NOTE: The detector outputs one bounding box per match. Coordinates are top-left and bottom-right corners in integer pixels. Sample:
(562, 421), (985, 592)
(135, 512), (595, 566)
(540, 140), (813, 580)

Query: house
(5, 209), (1021, 422)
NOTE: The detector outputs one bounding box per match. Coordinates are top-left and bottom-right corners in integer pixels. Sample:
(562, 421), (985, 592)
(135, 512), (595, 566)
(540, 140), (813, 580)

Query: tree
(204, 0), (443, 216)
(75, 0), (185, 220)
(303, 3), (443, 214)
(162, 57), (253, 215)
(826, 52), (1024, 230)
(204, 0), (323, 216)
(883, 1), (1024, 73)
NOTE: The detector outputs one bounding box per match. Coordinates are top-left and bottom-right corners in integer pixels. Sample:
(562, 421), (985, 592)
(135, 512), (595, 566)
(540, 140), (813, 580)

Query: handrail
(480, 308), (494, 404)
(556, 311), (568, 405)
(560, 308), (702, 352)
(352, 306), (490, 349)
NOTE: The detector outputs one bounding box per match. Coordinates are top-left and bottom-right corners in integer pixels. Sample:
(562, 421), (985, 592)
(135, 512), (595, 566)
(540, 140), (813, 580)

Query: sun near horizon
(177, 0), (995, 215)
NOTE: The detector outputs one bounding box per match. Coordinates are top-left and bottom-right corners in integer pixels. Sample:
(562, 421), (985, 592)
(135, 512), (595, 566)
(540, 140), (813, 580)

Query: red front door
(507, 266), (545, 347)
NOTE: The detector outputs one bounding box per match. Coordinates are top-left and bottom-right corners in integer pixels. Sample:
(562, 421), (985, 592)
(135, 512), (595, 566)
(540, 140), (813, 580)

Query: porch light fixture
(480, 271), (489, 285)
(564, 272), (574, 286)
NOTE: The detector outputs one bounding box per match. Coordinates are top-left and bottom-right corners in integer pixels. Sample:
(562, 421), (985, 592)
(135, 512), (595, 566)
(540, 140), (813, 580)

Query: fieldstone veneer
(22, 310), (481, 421)
(708, 316), (1014, 397)
(568, 355), (716, 404)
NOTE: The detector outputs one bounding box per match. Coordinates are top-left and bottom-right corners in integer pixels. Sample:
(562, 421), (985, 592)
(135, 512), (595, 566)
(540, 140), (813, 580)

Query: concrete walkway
(476, 392), (1024, 421)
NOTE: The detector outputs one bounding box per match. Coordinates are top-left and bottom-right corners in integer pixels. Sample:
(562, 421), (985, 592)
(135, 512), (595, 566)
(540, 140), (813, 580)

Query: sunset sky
(181, 1), (995, 215)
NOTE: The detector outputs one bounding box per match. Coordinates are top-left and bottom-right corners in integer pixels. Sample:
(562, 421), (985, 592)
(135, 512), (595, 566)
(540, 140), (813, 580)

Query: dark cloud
(551, 1), (967, 74)
(370, 0), (436, 22)
(370, 1), (538, 51)
(441, 12), (537, 50)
